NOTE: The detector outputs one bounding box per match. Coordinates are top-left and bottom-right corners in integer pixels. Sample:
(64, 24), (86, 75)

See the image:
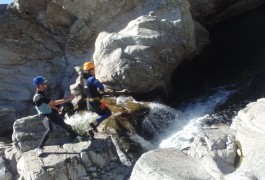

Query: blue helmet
(33, 76), (48, 86)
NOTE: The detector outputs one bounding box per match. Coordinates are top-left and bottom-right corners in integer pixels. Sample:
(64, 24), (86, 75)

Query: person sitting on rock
(33, 76), (83, 156)
(82, 62), (112, 139)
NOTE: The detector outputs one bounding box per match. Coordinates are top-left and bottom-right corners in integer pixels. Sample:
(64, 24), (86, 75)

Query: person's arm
(50, 103), (62, 114)
(88, 77), (104, 90)
(49, 94), (75, 114)
(49, 94), (75, 106)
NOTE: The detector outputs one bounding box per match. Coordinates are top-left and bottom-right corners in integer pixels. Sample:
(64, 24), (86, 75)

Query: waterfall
(140, 86), (236, 150)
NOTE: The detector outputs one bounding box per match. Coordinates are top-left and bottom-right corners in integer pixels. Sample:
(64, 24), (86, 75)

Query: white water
(159, 87), (235, 149)
(64, 86), (235, 152)
(65, 111), (97, 131)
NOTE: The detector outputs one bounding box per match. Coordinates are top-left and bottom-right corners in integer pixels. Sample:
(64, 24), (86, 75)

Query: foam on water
(159, 87), (235, 149)
(65, 111), (98, 131)
(129, 133), (157, 151)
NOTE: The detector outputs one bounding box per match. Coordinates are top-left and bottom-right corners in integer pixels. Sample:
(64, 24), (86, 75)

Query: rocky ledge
(130, 98), (265, 180)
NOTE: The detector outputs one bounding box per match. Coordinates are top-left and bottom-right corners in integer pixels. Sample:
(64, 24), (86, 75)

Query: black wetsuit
(83, 73), (111, 126)
(33, 91), (78, 149)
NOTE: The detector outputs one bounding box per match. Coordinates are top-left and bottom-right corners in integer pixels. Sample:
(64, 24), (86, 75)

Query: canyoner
(33, 76), (84, 157)
(82, 62), (112, 140)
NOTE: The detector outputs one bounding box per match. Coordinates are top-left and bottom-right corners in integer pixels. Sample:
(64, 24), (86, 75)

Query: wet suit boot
(89, 122), (98, 133)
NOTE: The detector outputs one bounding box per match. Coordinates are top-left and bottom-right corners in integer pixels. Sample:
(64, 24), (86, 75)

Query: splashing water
(129, 133), (157, 151)
(65, 111), (98, 132)
(159, 86), (235, 149)
(142, 103), (181, 138)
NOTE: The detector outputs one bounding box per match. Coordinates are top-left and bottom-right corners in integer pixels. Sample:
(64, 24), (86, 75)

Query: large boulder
(17, 137), (131, 180)
(93, 0), (196, 93)
(227, 98), (265, 179)
(188, 125), (237, 179)
(12, 115), (71, 153)
(130, 125), (238, 180)
(130, 148), (213, 180)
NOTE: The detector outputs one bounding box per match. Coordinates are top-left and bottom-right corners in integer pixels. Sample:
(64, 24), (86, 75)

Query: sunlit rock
(94, 0), (196, 93)
(228, 98), (265, 179)
(130, 148), (213, 180)
(16, 137), (131, 180)
(188, 125), (237, 178)
(12, 115), (70, 153)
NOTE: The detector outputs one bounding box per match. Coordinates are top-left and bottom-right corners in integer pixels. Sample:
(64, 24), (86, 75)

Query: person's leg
(38, 116), (53, 149)
(88, 100), (111, 133)
(95, 109), (112, 126)
(50, 113), (78, 138)
(90, 108), (112, 133)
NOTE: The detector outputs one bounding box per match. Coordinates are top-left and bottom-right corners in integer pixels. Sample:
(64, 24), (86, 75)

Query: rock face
(228, 98), (265, 179)
(6, 111), (136, 180)
(0, 5), (67, 120)
(16, 138), (131, 180)
(11, 0), (142, 53)
(130, 126), (237, 179)
(2, 0), (265, 178)
(189, 0), (265, 26)
(0, 108), (17, 136)
(188, 126), (237, 179)
(0, 156), (13, 180)
(130, 148), (213, 180)
(1, 0), (264, 117)
(131, 98), (265, 179)
(12, 115), (71, 153)
(0, 138), (13, 179)
(93, 0), (196, 93)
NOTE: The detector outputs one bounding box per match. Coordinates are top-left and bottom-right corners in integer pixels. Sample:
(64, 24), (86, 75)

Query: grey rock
(130, 148), (214, 180)
(17, 144), (87, 180)
(0, 138), (12, 156)
(94, 0), (196, 93)
(188, 125), (237, 178)
(0, 108), (17, 136)
(88, 166), (97, 172)
(12, 115), (72, 153)
(0, 157), (13, 180)
(228, 98), (265, 179)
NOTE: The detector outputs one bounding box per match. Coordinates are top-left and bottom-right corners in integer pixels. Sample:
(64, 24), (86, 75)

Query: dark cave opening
(169, 3), (265, 107)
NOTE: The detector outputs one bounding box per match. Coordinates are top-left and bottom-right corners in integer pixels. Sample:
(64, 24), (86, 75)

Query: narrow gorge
(1, 0), (265, 179)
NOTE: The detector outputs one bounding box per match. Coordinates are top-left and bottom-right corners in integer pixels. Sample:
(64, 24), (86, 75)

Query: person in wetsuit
(33, 76), (83, 156)
(82, 62), (112, 138)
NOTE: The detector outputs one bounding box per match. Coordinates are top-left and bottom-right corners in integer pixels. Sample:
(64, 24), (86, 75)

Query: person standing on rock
(33, 76), (83, 156)
(82, 62), (112, 139)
